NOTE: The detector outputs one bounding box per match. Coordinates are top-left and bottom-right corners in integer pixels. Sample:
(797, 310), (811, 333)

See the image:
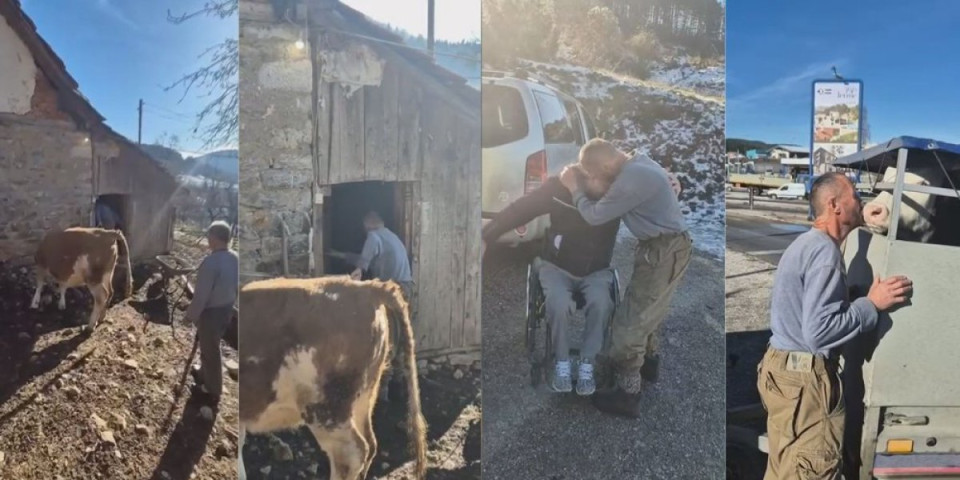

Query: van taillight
(525, 150), (547, 193)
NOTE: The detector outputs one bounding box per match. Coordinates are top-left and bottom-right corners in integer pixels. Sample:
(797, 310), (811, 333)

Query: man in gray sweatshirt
(186, 221), (239, 406)
(758, 172), (912, 479)
(351, 211), (413, 401)
(560, 138), (691, 417)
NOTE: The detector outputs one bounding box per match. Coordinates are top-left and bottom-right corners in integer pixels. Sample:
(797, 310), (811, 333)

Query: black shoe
(191, 383), (220, 406)
(190, 365), (203, 383)
(640, 355), (660, 382)
(591, 387), (642, 418)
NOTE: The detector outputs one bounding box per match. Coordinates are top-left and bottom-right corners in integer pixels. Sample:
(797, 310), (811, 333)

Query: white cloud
(729, 59), (848, 108)
(95, 0), (138, 29)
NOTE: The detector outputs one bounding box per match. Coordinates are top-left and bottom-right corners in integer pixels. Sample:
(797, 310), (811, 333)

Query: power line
(144, 102), (197, 119)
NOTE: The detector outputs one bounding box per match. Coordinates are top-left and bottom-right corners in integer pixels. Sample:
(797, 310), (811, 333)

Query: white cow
(862, 166), (940, 242)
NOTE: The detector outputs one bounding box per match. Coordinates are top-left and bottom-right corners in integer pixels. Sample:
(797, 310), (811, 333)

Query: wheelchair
(524, 256), (622, 389)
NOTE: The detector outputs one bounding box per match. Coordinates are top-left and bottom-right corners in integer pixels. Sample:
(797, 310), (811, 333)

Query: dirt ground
(0, 229), (239, 479)
(241, 362), (481, 480)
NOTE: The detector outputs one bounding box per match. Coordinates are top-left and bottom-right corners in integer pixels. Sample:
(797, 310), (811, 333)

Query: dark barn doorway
(95, 194), (130, 235)
(323, 181), (412, 276)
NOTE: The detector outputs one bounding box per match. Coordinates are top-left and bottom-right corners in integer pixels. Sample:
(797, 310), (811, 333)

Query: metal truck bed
(834, 137), (960, 480)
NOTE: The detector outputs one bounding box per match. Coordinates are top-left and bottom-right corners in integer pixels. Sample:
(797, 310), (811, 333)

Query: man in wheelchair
(560, 139), (691, 418)
(481, 169), (619, 396)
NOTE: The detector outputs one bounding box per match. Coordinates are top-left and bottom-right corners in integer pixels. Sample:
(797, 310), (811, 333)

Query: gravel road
(481, 227), (725, 480)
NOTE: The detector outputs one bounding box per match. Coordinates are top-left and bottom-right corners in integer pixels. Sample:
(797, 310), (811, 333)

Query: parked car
(766, 182), (806, 200)
(481, 71), (596, 246)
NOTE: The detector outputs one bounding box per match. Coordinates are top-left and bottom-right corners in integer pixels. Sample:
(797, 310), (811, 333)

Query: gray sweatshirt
(572, 154), (687, 241)
(185, 249), (239, 319)
(769, 229), (878, 356)
(357, 227), (412, 283)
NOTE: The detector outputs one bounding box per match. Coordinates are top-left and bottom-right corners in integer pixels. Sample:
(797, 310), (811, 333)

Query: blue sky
(20, 0), (235, 153)
(727, 0), (960, 147)
(342, 0), (479, 41)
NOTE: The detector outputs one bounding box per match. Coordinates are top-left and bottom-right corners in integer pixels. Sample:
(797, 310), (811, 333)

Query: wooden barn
(0, 0), (177, 261)
(239, 0), (481, 355)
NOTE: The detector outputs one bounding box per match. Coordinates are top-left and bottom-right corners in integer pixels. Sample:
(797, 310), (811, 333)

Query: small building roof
(772, 144), (809, 154)
(313, 0), (479, 112)
(0, 0), (103, 127)
(1, 0), (175, 185)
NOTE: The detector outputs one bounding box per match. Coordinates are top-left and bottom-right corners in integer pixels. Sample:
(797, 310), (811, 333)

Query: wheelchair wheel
(526, 314), (542, 386)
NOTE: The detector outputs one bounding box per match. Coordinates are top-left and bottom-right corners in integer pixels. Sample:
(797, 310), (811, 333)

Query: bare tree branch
(167, 0), (237, 24)
(166, 0), (238, 149)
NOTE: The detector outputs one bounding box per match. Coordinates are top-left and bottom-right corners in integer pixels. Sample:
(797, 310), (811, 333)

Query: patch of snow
(178, 175), (238, 190)
(649, 56), (725, 98)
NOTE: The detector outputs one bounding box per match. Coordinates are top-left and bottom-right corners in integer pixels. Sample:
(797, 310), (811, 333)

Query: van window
(533, 91), (576, 144)
(482, 84), (529, 148)
(562, 98), (585, 145)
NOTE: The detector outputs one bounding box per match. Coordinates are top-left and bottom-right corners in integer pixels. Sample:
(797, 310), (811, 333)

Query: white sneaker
(550, 360), (573, 393)
(576, 360), (596, 396)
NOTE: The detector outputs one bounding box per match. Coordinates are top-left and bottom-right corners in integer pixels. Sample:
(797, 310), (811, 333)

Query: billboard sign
(810, 80), (863, 175)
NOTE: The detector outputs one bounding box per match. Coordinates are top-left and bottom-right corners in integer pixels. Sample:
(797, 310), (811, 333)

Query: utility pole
(427, 0), (435, 60)
(137, 98), (143, 144)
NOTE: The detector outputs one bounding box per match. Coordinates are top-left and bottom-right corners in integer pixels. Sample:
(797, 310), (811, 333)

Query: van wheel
(770, 194), (778, 200)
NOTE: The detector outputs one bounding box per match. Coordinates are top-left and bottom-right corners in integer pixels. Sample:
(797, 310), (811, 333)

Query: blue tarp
(832, 136), (960, 171)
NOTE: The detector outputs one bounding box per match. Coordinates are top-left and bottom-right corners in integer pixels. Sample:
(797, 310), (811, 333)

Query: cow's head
(862, 166), (938, 240)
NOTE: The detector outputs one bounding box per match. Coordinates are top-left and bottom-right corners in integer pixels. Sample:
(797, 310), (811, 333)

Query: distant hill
(381, 24), (480, 89)
(187, 149), (238, 182)
(726, 138), (775, 153)
(138, 144), (238, 184)
(138, 144), (185, 174)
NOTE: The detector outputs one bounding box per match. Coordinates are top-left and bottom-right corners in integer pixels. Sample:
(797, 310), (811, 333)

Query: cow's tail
(114, 230), (133, 299)
(385, 282), (427, 479)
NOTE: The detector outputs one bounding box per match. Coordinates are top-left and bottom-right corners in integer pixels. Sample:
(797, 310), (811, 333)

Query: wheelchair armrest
(530, 256), (545, 272)
(610, 267), (622, 306)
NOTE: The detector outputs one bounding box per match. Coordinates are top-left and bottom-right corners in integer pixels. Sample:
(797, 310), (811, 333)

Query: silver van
(481, 71), (596, 246)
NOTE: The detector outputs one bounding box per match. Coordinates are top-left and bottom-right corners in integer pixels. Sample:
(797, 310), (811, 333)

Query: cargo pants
(609, 231), (692, 393)
(758, 347), (845, 480)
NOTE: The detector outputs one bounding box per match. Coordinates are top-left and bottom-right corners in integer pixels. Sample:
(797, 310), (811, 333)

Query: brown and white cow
(238, 276), (427, 480)
(31, 227), (132, 331)
(861, 165), (960, 244)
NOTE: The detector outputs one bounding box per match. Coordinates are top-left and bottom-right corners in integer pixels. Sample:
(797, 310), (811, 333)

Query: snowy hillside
(650, 56), (725, 98)
(140, 144), (238, 185)
(188, 149), (239, 181)
(519, 60), (725, 258)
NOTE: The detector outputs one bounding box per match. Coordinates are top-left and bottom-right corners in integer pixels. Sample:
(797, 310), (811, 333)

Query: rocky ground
(241, 359), (481, 480)
(0, 228), (239, 479)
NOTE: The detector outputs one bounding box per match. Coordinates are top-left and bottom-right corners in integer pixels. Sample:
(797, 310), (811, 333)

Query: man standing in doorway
(351, 211), (414, 401)
(559, 138), (691, 417)
(95, 199), (123, 231)
(186, 221), (239, 407)
(758, 172), (911, 478)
